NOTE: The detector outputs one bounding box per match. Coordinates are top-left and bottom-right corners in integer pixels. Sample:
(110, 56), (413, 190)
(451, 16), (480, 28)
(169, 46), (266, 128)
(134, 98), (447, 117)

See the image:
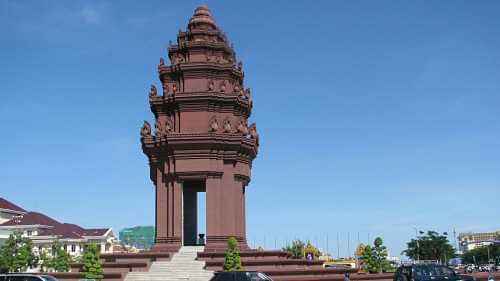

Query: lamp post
(413, 227), (420, 262)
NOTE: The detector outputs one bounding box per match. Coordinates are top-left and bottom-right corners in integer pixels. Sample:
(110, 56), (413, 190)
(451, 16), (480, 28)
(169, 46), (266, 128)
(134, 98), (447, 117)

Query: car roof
(215, 271), (260, 274)
(1, 274), (41, 276)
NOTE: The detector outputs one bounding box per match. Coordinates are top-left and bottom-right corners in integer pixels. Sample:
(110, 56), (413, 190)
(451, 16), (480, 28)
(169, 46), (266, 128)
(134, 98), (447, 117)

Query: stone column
(152, 177), (182, 252)
(155, 167), (168, 244)
(205, 173), (248, 252)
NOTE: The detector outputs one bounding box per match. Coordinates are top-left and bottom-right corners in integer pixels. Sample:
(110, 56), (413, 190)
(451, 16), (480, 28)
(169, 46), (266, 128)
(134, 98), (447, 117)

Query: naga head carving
(140, 121), (152, 138)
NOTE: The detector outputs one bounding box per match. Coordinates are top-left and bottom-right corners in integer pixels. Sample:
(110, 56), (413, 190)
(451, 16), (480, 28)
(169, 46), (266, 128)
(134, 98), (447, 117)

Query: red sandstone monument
(140, 5), (257, 253)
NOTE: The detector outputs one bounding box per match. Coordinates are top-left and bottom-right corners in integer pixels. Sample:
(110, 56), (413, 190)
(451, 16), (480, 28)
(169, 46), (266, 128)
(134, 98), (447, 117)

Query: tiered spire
(188, 5), (218, 30)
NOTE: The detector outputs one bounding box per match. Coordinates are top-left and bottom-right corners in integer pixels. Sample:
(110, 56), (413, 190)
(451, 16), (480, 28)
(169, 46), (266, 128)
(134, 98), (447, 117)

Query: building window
(38, 246), (42, 252)
(71, 244), (76, 252)
(64, 244), (68, 251)
(27, 230), (32, 236)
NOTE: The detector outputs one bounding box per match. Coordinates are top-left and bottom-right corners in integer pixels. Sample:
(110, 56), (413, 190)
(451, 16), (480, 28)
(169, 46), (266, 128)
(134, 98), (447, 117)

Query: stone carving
(237, 61), (243, 71)
(223, 119), (232, 133)
(245, 88), (253, 107)
(140, 121), (152, 138)
(155, 119), (166, 138)
(165, 118), (173, 133)
(159, 57), (165, 66)
(208, 79), (215, 91)
(172, 83), (178, 94)
(220, 80), (226, 93)
(237, 120), (249, 135)
(149, 85), (158, 99)
(162, 83), (170, 96)
(234, 83), (240, 93)
(176, 53), (185, 64)
(209, 117), (219, 132)
(249, 123), (259, 145)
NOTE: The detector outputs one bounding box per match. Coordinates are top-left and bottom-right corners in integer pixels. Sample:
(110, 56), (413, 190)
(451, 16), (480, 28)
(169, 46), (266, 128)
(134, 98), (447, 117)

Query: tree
(51, 241), (71, 272)
(355, 244), (367, 270)
(0, 232), (38, 273)
(304, 241), (321, 259)
(82, 243), (103, 280)
(282, 240), (305, 259)
(223, 237), (243, 271)
(38, 249), (52, 273)
(462, 244), (500, 265)
(403, 231), (456, 263)
(360, 237), (392, 273)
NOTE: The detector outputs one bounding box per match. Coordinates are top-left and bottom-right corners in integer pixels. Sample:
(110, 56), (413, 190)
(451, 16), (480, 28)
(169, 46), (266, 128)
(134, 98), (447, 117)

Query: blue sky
(1, 0), (499, 257)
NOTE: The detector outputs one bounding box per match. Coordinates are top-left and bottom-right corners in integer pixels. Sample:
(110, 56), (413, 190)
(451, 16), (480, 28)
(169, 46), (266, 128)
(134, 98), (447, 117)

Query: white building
(0, 198), (27, 245)
(458, 231), (500, 253)
(0, 197), (117, 257)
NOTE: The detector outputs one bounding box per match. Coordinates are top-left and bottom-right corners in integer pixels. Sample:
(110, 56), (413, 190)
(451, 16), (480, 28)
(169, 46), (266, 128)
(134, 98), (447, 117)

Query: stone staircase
(125, 246), (214, 281)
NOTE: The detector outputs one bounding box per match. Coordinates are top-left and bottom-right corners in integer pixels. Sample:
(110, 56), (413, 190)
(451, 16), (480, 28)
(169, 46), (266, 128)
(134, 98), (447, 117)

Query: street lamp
(413, 227), (420, 262)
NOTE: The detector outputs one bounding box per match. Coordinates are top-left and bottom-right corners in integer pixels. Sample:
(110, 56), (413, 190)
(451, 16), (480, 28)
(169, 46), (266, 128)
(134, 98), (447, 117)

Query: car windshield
(414, 265), (455, 277)
(246, 272), (273, 281)
(41, 276), (58, 281)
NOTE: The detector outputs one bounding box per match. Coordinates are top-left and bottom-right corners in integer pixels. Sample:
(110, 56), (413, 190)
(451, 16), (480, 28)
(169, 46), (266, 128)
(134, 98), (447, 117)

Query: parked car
(0, 274), (59, 281)
(394, 264), (475, 281)
(210, 271), (273, 281)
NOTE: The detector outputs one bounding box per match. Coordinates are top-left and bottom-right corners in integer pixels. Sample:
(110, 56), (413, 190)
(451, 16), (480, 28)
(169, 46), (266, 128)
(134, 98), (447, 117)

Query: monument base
(204, 235), (249, 252)
(198, 249), (358, 281)
(150, 237), (181, 252)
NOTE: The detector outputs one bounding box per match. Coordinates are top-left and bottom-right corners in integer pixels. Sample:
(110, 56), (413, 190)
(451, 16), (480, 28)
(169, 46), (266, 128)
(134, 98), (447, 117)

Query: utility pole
(347, 232), (351, 258)
(326, 234), (329, 258)
(413, 227), (420, 262)
(337, 232), (340, 258)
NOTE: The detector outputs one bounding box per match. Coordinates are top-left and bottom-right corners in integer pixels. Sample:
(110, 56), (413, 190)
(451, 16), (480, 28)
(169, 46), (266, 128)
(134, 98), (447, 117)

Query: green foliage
(462, 244), (500, 265)
(223, 237), (243, 271)
(38, 249), (52, 272)
(282, 240), (305, 259)
(51, 241), (71, 272)
(37, 241), (72, 273)
(360, 237), (392, 273)
(304, 241), (321, 259)
(403, 231), (456, 263)
(0, 232), (38, 273)
(82, 243), (103, 280)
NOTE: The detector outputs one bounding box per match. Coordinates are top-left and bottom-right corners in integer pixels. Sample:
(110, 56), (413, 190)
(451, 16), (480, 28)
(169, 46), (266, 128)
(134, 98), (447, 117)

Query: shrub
(223, 237), (243, 271)
(82, 243), (103, 280)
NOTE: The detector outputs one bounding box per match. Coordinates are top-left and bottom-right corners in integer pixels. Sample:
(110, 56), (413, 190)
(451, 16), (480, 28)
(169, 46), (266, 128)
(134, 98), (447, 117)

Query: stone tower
(140, 5), (258, 253)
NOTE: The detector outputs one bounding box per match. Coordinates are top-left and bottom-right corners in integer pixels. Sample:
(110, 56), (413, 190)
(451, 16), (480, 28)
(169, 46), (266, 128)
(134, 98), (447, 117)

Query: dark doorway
(183, 181), (205, 246)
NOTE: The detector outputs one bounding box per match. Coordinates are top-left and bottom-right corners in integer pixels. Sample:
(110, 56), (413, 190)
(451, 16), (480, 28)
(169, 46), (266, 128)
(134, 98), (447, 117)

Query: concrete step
(124, 246), (212, 281)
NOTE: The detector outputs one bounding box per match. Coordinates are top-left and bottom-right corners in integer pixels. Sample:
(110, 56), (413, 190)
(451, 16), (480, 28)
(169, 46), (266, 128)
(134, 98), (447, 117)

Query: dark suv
(394, 264), (474, 281)
(210, 271), (273, 281)
(0, 275), (59, 281)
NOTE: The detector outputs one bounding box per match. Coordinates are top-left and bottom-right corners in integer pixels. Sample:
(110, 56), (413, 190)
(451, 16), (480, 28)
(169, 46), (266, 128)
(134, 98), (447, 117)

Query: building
(458, 231), (500, 252)
(119, 226), (155, 250)
(140, 4), (258, 252)
(0, 198), (28, 245)
(0, 197), (117, 257)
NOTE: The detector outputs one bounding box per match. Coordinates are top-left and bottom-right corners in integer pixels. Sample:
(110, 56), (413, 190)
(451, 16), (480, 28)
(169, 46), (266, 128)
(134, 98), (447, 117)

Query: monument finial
(188, 4), (217, 30)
